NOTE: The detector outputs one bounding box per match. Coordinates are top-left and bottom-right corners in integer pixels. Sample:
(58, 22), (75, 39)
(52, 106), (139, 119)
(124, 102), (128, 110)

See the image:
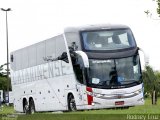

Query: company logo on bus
(117, 95), (123, 99)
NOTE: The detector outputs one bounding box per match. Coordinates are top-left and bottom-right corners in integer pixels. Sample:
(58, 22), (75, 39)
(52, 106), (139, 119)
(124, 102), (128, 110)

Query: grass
(69, 98), (160, 114)
(0, 98), (160, 120)
(0, 105), (14, 115)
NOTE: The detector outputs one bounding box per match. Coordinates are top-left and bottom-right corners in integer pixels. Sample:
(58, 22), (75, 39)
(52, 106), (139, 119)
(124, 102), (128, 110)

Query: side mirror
(138, 47), (149, 66)
(75, 51), (89, 68)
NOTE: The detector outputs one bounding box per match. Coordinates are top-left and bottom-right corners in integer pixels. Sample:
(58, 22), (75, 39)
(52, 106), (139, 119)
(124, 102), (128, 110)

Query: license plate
(115, 101), (124, 105)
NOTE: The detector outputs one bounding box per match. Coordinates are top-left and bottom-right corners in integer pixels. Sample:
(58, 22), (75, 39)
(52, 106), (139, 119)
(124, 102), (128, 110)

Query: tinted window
(81, 29), (136, 51)
(88, 55), (141, 88)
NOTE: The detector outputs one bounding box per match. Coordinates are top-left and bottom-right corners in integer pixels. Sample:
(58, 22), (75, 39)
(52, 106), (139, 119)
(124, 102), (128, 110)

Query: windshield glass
(81, 28), (136, 51)
(88, 55), (141, 88)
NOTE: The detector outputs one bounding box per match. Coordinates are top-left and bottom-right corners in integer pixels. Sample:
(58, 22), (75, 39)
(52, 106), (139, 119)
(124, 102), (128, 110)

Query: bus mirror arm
(43, 52), (69, 63)
(138, 47), (149, 66)
(57, 52), (69, 63)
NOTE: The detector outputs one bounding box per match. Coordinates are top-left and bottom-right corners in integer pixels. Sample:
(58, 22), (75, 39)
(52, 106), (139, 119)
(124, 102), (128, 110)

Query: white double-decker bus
(10, 24), (145, 114)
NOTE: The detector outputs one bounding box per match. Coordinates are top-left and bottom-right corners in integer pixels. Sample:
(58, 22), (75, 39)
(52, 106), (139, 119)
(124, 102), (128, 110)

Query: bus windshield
(81, 28), (136, 51)
(88, 55), (142, 88)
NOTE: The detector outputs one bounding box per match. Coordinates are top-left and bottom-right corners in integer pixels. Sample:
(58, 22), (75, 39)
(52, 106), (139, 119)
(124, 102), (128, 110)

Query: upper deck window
(81, 28), (136, 51)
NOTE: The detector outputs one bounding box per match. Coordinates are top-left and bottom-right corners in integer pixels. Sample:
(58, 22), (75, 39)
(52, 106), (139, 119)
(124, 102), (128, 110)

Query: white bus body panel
(11, 61), (80, 112)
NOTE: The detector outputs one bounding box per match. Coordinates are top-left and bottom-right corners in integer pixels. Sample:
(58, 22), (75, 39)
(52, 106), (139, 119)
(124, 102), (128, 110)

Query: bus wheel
(29, 99), (35, 114)
(23, 100), (29, 114)
(68, 94), (77, 111)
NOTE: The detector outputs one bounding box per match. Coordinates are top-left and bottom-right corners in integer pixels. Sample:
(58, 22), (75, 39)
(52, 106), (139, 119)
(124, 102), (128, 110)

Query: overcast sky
(0, 0), (160, 70)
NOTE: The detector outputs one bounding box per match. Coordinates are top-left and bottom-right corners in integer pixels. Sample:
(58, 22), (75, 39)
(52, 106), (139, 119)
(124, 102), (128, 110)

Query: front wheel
(68, 94), (77, 111)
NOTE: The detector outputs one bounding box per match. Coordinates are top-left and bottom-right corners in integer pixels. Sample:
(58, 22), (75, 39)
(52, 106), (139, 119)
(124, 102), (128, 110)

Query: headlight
(134, 88), (143, 95)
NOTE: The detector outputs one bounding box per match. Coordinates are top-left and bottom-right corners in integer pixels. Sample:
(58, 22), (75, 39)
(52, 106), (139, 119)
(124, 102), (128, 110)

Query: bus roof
(64, 24), (130, 33)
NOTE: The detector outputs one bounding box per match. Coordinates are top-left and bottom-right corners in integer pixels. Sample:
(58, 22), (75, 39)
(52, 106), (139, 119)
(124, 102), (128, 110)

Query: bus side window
(37, 41), (45, 65)
(56, 35), (69, 63)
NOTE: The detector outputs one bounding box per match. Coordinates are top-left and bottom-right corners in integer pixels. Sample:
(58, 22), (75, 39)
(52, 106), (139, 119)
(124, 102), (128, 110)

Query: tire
(23, 100), (29, 114)
(68, 94), (76, 111)
(29, 99), (35, 114)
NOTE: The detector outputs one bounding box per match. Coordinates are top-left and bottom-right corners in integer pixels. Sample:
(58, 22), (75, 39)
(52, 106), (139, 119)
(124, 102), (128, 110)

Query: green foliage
(0, 77), (11, 91)
(157, 0), (160, 16)
(143, 66), (155, 93)
(142, 66), (160, 97)
(0, 64), (7, 77)
(0, 98), (160, 117)
(0, 64), (11, 91)
(154, 71), (160, 94)
(0, 77), (7, 90)
(0, 65), (4, 77)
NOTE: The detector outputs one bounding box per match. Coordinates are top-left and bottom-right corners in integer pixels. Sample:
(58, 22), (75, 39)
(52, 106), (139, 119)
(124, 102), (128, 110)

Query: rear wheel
(68, 94), (76, 111)
(29, 99), (35, 114)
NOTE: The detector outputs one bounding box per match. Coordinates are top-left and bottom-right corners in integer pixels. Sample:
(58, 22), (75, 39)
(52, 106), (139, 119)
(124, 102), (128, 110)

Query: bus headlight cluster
(134, 88), (143, 95)
(86, 91), (93, 96)
(93, 93), (102, 98)
(86, 91), (101, 97)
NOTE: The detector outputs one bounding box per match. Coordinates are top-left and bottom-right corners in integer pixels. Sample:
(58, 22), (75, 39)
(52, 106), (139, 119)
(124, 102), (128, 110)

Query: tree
(157, 0), (160, 16)
(154, 71), (160, 93)
(142, 65), (159, 104)
(0, 64), (11, 91)
(0, 63), (7, 77)
(143, 66), (155, 93)
(0, 64), (4, 77)
(145, 1), (160, 17)
(0, 77), (7, 90)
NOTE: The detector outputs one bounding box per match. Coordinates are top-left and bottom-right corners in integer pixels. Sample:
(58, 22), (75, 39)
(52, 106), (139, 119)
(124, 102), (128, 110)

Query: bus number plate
(115, 101), (124, 105)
